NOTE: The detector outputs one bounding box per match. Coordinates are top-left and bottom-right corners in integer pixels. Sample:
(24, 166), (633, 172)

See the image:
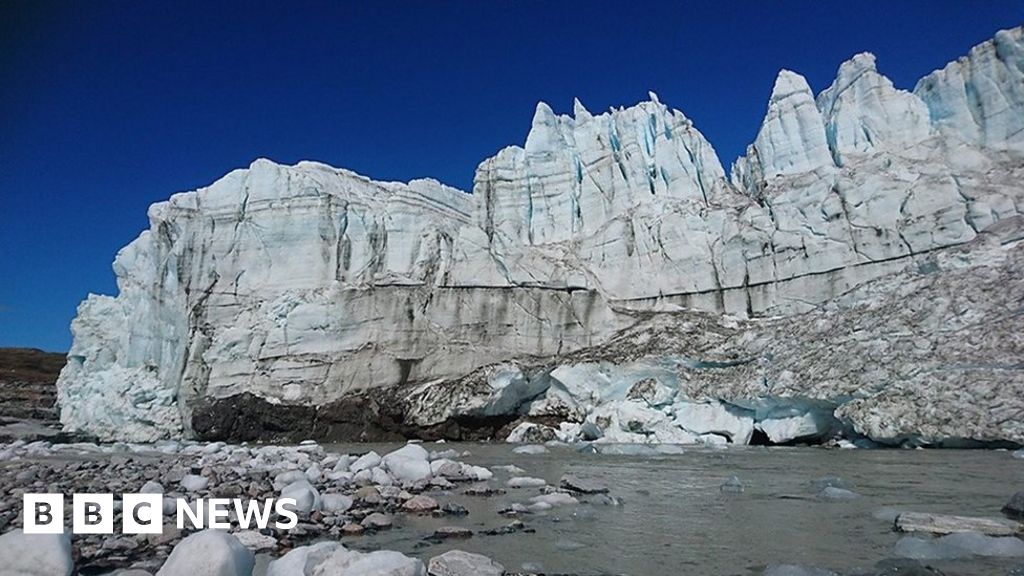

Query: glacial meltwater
(321, 443), (1023, 575)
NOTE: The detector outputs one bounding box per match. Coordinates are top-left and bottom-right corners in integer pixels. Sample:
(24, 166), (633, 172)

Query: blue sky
(1, 1), (1021, 352)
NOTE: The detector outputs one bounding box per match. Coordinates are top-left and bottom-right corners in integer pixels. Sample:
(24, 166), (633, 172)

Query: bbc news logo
(23, 494), (299, 534)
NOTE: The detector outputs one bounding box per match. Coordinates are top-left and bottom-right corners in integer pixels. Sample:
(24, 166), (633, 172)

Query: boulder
(896, 511), (1021, 536)
(321, 493), (354, 514)
(156, 530), (254, 576)
(506, 477), (547, 489)
(312, 549), (425, 576)
(281, 479), (320, 514)
(0, 530), (73, 576)
(559, 474), (608, 494)
(350, 451), (382, 473)
(180, 474), (209, 492)
(382, 445), (432, 484)
(427, 550), (504, 576)
(267, 542), (338, 576)
(1003, 491), (1024, 521)
(402, 495), (439, 513)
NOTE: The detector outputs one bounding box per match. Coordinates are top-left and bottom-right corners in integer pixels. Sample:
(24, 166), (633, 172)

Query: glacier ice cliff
(58, 27), (1024, 446)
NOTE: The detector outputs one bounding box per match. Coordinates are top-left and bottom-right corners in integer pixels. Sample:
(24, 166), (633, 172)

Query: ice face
(56, 27), (1024, 444)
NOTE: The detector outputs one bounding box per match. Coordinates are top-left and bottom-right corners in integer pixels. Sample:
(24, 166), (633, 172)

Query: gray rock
(559, 474), (608, 494)
(1003, 491), (1024, 520)
(0, 530), (73, 576)
(179, 474), (209, 492)
(427, 550), (505, 576)
(361, 512), (393, 530)
(155, 530), (254, 576)
(720, 476), (744, 493)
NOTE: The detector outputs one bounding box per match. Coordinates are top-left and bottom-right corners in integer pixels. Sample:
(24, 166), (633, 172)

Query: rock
(233, 529), (277, 551)
(528, 492), (578, 507)
(402, 495), (439, 513)
(505, 422), (558, 444)
(354, 485), (382, 504)
(435, 502), (468, 516)
(464, 484), (505, 497)
(312, 549), (425, 576)
(273, 470), (307, 490)
(0, 530), (73, 576)
(103, 536), (140, 551)
(578, 422), (603, 441)
(371, 467), (394, 486)
(341, 522), (365, 535)
(896, 511), (1021, 536)
(179, 474), (209, 492)
(146, 523), (181, 546)
(817, 487), (859, 501)
(350, 452), (381, 473)
(506, 477), (546, 489)
(895, 532), (1024, 559)
(1003, 491), (1024, 520)
(461, 465), (493, 481)
(383, 445), (432, 484)
(140, 480), (164, 493)
(511, 445), (548, 455)
(429, 527), (474, 540)
(321, 493), (354, 514)
(559, 474), (608, 494)
(429, 459), (462, 478)
(720, 476), (744, 494)
(427, 550), (505, 576)
(156, 530), (254, 576)
(266, 542), (338, 576)
(332, 455), (353, 472)
(281, 479), (320, 514)
(361, 512), (393, 530)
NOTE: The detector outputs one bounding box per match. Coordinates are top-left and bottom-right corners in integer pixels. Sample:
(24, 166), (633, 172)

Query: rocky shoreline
(0, 438), (615, 575)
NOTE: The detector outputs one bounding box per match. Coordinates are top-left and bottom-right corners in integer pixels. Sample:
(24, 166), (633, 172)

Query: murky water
(324, 443), (1024, 576)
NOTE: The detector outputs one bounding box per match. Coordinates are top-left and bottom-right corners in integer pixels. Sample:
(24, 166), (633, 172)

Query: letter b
(23, 494), (64, 534)
(73, 494), (113, 534)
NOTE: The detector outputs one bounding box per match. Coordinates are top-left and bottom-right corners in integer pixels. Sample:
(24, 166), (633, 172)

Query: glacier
(58, 26), (1024, 446)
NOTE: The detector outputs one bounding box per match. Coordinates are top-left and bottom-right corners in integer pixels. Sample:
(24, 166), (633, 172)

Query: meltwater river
(321, 443), (1024, 576)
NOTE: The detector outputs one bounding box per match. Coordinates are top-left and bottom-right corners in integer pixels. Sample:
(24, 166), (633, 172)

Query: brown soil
(0, 348), (65, 420)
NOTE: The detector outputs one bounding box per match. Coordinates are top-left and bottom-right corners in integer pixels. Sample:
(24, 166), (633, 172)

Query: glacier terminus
(57, 26), (1024, 448)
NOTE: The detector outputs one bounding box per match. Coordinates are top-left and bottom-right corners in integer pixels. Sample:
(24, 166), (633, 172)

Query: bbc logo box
(23, 493), (298, 534)
(23, 493), (163, 535)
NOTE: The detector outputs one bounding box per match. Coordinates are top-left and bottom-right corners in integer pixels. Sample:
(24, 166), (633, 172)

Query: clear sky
(1, 1), (1021, 352)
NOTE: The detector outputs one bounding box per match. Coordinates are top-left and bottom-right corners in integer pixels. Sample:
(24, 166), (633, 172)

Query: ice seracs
(816, 52), (933, 165)
(914, 26), (1024, 152)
